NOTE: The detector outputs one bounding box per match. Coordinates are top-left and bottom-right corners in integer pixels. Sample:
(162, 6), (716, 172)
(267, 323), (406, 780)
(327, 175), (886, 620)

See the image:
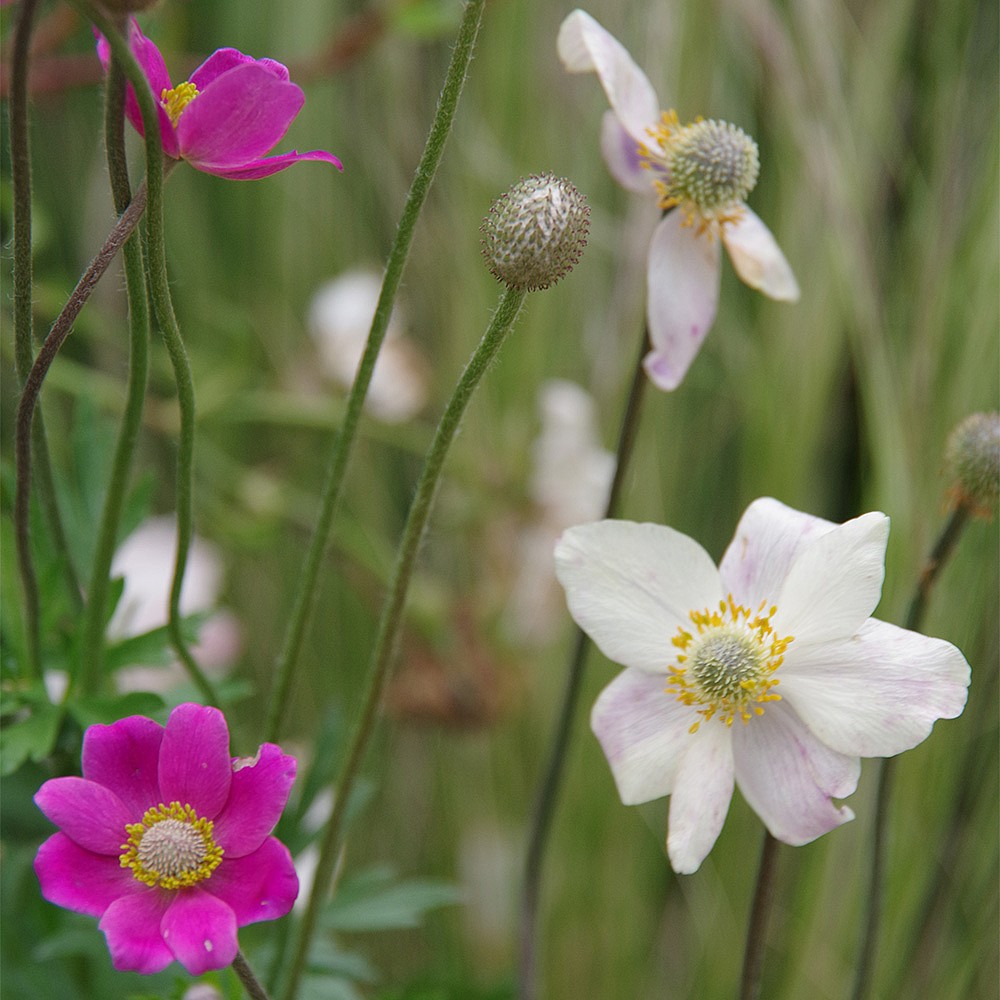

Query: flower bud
(945, 411), (1000, 517)
(481, 174), (589, 291)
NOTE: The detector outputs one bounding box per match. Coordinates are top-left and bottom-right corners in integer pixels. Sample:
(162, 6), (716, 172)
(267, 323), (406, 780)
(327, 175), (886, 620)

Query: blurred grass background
(2, 0), (997, 996)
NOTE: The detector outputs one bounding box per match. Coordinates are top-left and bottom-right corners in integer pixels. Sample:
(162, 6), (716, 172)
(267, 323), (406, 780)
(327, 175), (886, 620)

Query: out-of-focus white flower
(555, 498), (971, 873)
(109, 516), (241, 691)
(308, 270), (428, 424)
(506, 381), (615, 644)
(558, 10), (799, 390)
(293, 789), (334, 913)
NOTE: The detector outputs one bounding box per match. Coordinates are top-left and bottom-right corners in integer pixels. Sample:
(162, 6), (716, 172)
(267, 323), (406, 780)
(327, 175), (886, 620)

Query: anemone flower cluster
(97, 18), (341, 179)
(558, 10), (799, 390)
(34, 704), (298, 974)
(555, 497), (970, 873)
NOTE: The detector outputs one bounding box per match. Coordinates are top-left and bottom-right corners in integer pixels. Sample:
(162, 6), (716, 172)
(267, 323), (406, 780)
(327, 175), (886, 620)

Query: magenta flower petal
(188, 47), (257, 90)
(81, 714), (163, 818)
(34, 778), (132, 854)
(157, 703), (232, 817)
(212, 745), (297, 857)
(203, 837), (299, 925)
(161, 888), (238, 975)
(202, 148), (344, 180)
(35, 833), (135, 917)
(177, 64), (305, 168)
(99, 891), (174, 974)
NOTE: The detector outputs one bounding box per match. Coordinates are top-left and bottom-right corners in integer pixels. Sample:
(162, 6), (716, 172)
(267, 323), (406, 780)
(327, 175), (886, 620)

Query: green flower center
(120, 801), (223, 889)
(667, 595), (792, 732)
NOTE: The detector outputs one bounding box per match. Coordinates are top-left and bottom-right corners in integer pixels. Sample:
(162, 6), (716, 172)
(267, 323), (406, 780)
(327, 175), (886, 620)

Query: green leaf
(66, 692), (165, 729)
(320, 866), (462, 932)
(0, 702), (62, 776)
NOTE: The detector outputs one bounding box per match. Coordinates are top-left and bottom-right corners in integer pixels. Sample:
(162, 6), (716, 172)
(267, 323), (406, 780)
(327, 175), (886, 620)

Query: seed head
(945, 411), (1000, 518)
(481, 174), (590, 291)
(666, 119), (759, 216)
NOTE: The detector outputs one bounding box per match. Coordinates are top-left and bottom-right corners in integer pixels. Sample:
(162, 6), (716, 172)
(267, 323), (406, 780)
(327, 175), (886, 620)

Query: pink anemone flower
(34, 703), (298, 975)
(558, 10), (798, 390)
(97, 19), (342, 180)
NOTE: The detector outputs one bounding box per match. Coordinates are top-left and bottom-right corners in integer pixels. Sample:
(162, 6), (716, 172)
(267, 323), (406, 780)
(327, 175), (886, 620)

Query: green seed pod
(945, 412), (1000, 517)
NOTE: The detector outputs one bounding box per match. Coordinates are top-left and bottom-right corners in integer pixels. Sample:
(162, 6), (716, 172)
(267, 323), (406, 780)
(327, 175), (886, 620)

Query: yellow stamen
(160, 82), (199, 127)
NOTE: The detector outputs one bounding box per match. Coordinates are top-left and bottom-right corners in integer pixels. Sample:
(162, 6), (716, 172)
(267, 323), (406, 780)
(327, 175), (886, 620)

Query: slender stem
(739, 832), (782, 1000)
(279, 286), (527, 1000)
(10, 0), (43, 678)
(76, 25), (152, 697)
(233, 951), (272, 1000)
(850, 503), (971, 1000)
(81, 2), (220, 706)
(517, 324), (649, 999)
(263, 0), (487, 744)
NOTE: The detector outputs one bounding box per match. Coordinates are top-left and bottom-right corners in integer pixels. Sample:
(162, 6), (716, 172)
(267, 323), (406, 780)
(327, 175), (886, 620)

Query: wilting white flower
(109, 516), (240, 691)
(558, 10), (799, 390)
(506, 381), (615, 644)
(308, 270), (428, 424)
(555, 498), (970, 873)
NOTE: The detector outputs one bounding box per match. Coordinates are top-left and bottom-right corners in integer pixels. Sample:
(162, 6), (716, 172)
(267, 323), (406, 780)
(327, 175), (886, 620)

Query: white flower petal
(590, 667), (694, 804)
(557, 10), (661, 146)
(666, 723), (735, 874)
(555, 520), (723, 674)
(776, 511), (889, 644)
(733, 703), (858, 845)
(643, 212), (721, 391)
(721, 205), (800, 301)
(719, 497), (837, 609)
(779, 618), (970, 757)
(600, 111), (654, 195)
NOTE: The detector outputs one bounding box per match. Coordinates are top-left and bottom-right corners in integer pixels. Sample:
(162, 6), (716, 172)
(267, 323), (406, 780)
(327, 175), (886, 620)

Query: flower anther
(641, 112), (760, 233)
(668, 595), (792, 732)
(120, 802), (223, 889)
(161, 82), (199, 127)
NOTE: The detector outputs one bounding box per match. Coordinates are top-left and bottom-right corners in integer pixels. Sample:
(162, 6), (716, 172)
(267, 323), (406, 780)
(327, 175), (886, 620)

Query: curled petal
(555, 520), (722, 674)
(591, 668), (696, 804)
(557, 10), (661, 145)
(177, 63), (305, 169)
(99, 891), (173, 974)
(34, 833), (134, 917)
(212, 745), (297, 858)
(200, 148), (343, 180)
(204, 837), (299, 925)
(721, 205), (800, 301)
(158, 704), (232, 818)
(719, 497), (838, 610)
(733, 703), (858, 845)
(666, 724), (735, 874)
(780, 619), (971, 757)
(776, 511), (889, 644)
(644, 212), (721, 391)
(161, 888), (237, 975)
(600, 111), (654, 195)
(81, 714), (163, 819)
(34, 778), (132, 855)
(189, 48), (257, 90)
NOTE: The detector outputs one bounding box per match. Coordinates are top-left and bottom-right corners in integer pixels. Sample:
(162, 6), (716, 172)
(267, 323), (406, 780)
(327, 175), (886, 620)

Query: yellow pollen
(160, 82), (199, 127)
(119, 802), (223, 889)
(666, 594), (792, 733)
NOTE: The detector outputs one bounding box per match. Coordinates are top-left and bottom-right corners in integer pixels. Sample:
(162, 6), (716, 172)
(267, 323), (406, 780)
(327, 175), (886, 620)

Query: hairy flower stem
(279, 286), (526, 1000)
(80, 3), (220, 706)
(77, 29), (152, 697)
(739, 832), (782, 1000)
(263, 0), (487, 744)
(233, 950), (272, 1000)
(518, 324), (649, 999)
(850, 503), (971, 1000)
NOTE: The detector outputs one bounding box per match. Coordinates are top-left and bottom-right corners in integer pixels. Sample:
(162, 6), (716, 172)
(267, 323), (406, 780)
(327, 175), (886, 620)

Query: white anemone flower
(555, 498), (970, 873)
(557, 10), (800, 390)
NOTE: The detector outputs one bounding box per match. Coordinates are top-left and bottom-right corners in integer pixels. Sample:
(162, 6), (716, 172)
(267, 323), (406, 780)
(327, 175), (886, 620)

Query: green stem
(739, 832), (782, 1000)
(279, 285), (527, 1000)
(81, 3), (220, 707)
(77, 25), (152, 697)
(233, 950), (272, 1000)
(850, 503), (971, 1000)
(263, 0), (487, 744)
(517, 323), (649, 999)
